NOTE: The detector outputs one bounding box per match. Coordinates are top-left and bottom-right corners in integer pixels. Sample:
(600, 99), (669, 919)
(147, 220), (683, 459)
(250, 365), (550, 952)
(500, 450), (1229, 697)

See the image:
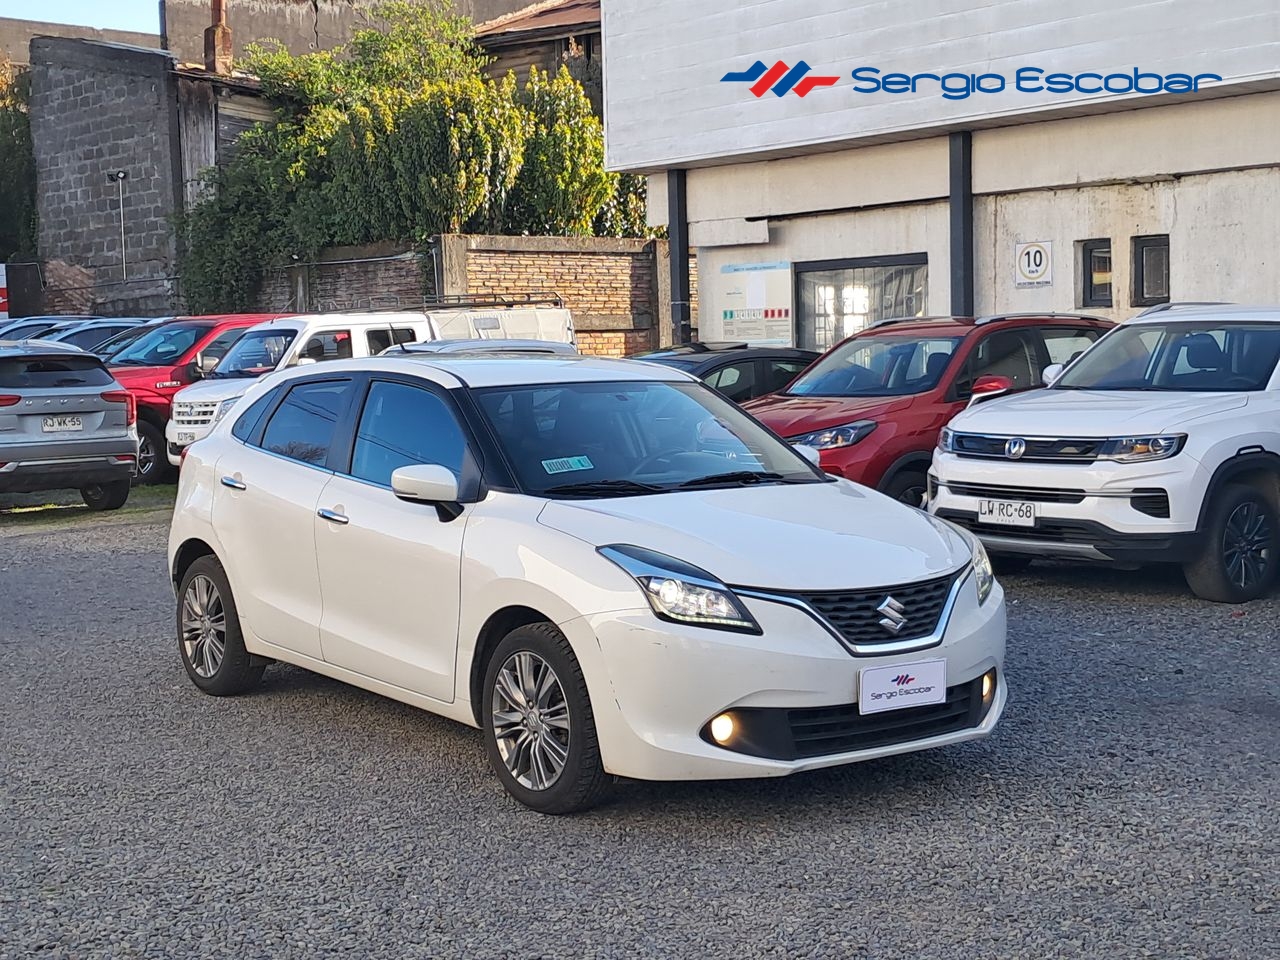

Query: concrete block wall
(27, 39), (181, 316)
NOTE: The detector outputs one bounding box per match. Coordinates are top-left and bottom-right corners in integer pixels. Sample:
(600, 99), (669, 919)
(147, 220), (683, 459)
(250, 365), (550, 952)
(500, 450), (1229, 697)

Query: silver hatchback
(0, 340), (139, 510)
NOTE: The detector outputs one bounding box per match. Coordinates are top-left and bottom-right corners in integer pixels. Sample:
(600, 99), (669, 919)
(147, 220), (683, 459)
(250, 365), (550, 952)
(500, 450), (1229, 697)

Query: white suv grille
(172, 400), (218, 427)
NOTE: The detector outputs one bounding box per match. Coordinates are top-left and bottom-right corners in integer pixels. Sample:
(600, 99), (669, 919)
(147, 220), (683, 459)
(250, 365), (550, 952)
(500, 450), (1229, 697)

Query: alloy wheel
(181, 574), (227, 678)
(1223, 500), (1271, 590)
(491, 651), (571, 791)
(137, 434), (157, 479)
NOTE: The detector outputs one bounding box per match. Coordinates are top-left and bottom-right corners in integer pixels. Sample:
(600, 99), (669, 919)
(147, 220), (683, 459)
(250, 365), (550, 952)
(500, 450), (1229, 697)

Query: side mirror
(391, 464), (463, 520)
(793, 443), (822, 467)
(197, 352), (219, 375)
(1042, 363), (1065, 386)
(295, 356), (317, 366)
(966, 375), (1014, 409)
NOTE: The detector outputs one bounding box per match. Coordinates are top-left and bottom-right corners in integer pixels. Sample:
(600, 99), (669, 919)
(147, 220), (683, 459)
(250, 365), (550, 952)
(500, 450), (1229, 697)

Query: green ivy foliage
(178, 0), (650, 313)
(0, 58), (36, 261)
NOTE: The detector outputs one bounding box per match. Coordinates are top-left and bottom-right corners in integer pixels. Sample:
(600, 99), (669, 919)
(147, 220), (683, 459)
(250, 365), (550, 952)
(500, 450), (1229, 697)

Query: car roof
(0, 339), (100, 358)
(1123, 304), (1280, 325)
(272, 353), (695, 389)
(393, 338), (578, 355)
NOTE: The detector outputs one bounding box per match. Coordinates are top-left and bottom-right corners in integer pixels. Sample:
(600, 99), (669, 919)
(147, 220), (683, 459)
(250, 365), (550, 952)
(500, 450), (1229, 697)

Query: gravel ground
(1, 504), (1277, 959)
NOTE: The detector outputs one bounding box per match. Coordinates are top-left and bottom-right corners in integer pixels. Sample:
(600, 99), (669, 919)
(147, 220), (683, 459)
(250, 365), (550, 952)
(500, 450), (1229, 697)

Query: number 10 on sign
(1014, 241), (1053, 288)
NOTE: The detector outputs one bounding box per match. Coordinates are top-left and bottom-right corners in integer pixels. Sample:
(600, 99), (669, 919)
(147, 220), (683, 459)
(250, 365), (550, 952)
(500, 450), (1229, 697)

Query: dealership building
(602, 0), (1280, 349)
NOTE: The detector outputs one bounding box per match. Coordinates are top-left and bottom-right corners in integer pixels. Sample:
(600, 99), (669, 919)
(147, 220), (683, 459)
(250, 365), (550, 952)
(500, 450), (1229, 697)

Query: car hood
(173, 377), (261, 403)
(953, 389), (1249, 435)
(537, 480), (970, 591)
(745, 394), (916, 439)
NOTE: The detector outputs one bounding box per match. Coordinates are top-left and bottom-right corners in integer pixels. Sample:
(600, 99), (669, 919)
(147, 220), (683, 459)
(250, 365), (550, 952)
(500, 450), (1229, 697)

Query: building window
(1079, 239), (1112, 308)
(795, 254), (928, 352)
(1132, 235), (1170, 307)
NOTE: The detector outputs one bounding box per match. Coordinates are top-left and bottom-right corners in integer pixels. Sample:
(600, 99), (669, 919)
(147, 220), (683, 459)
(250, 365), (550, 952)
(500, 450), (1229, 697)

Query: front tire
(1183, 483), (1280, 603)
(882, 469), (928, 507)
(177, 555), (265, 695)
(482, 623), (608, 814)
(80, 478), (130, 511)
(135, 420), (173, 485)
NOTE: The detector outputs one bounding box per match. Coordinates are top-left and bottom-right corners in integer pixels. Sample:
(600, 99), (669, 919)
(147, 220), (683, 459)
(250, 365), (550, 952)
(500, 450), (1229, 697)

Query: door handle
(220, 476), (246, 491)
(317, 507), (349, 525)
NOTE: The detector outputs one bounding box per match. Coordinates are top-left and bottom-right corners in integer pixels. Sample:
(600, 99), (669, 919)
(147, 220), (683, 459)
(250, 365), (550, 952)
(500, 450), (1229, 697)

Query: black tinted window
(63, 325), (131, 349)
(231, 388), (280, 442)
(350, 381), (467, 486)
(366, 328), (417, 354)
(705, 361), (757, 402)
(260, 379), (353, 466)
(0, 355), (114, 388)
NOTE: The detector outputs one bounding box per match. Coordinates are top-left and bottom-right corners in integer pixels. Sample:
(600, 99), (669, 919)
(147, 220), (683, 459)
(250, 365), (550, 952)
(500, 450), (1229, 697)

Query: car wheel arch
(468, 605), (559, 726)
(878, 451), (935, 491)
(1195, 450), (1280, 532)
(172, 537), (219, 593)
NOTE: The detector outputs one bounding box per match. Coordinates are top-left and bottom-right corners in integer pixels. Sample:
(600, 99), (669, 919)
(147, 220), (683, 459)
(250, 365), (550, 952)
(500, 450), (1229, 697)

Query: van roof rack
(973, 312), (1112, 325)
(313, 292), (565, 313)
(867, 315), (957, 329)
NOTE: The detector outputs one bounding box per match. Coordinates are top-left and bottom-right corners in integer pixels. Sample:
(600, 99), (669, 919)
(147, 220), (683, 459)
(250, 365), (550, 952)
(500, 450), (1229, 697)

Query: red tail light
(101, 390), (137, 426)
(0, 395), (20, 407)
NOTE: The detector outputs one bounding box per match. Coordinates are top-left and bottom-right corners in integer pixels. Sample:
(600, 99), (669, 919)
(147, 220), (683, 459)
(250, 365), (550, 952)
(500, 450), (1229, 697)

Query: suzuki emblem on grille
(1004, 437), (1027, 460)
(876, 596), (908, 634)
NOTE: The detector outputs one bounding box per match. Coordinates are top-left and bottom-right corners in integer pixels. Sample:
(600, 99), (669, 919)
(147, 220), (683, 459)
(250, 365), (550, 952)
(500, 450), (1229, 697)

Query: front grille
(171, 400), (218, 427)
(952, 432), (1102, 462)
(717, 678), (988, 760)
(943, 481), (1086, 504)
(784, 569), (963, 648)
(1131, 488), (1171, 518)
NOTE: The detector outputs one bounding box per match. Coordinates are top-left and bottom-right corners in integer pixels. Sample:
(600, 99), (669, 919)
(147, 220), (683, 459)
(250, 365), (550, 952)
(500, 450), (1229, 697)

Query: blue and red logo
(721, 60), (840, 98)
(891, 674), (916, 687)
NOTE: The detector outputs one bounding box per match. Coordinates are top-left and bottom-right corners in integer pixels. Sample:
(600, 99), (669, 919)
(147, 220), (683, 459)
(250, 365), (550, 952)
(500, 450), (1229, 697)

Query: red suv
(109, 314), (286, 482)
(745, 314), (1114, 504)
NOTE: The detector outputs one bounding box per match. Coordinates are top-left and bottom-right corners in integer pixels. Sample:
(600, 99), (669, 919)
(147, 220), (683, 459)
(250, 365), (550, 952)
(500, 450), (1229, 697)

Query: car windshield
(96, 327), (149, 358)
(1054, 321), (1280, 392)
(211, 329), (298, 378)
(111, 322), (210, 366)
(785, 336), (962, 397)
(473, 380), (828, 497)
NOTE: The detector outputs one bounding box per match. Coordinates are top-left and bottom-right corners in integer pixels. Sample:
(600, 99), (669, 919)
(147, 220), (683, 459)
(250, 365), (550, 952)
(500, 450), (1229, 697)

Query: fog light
(982, 670), (996, 701)
(709, 713), (735, 744)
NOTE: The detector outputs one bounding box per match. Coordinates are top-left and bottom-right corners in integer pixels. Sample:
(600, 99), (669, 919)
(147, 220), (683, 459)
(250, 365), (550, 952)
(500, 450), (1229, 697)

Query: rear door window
(0, 355), (115, 388)
(705, 361), (757, 403)
(259, 379), (355, 467)
(297, 330), (353, 363)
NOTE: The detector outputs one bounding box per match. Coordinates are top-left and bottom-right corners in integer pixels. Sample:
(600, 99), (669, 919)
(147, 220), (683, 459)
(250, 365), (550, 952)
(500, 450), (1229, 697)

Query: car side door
(211, 376), (358, 661)
(311, 375), (473, 702)
(950, 327), (1041, 400)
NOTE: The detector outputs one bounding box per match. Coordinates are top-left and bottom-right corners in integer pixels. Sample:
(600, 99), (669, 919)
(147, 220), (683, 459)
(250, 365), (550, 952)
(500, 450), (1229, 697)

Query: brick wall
(28, 39), (181, 316)
(575, 330), (655, 357)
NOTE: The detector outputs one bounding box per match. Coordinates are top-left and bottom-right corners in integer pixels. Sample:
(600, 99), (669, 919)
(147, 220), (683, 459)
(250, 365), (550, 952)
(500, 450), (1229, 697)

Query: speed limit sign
(1014, 241), (1053, 288)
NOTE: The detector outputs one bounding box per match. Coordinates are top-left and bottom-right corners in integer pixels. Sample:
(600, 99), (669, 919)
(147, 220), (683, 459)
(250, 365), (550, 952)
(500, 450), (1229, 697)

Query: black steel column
(948, 131), (974, 317)
(667, 169), (692, 344)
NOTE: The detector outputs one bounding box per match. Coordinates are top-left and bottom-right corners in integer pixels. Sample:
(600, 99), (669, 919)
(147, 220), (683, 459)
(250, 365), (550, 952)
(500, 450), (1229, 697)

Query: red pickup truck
(108, 314), (285, 482)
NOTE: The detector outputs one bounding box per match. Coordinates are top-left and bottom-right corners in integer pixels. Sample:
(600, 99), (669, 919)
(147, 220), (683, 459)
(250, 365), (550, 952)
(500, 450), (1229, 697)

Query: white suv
(169, 354), (1006, 813)
(929, 305), (1280, 603)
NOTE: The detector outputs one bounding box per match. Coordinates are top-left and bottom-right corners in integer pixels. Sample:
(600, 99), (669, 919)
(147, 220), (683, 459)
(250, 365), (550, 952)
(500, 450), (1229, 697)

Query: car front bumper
(565, 571), (1006, 781)
(165, 419), (214, 466)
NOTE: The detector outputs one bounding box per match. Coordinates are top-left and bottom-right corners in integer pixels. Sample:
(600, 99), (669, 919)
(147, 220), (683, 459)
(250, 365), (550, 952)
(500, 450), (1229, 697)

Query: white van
(165, 312), (439, 465)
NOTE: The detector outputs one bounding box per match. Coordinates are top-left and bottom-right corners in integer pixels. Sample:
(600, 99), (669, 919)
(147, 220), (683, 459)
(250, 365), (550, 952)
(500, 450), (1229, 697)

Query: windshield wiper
(677, 471), (797, 489)
(543, 479), (668, 497)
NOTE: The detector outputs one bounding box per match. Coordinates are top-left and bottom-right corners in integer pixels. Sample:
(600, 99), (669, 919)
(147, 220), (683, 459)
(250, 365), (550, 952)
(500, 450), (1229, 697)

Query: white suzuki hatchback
(169, 355), (1006, 813)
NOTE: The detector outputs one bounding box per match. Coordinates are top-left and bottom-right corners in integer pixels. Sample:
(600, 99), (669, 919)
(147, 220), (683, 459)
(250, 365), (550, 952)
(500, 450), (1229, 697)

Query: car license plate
(41, 415), (83, 432)
(859, 658), (947, 715)
(177, 432), (196, 444)
(978, 498), (1036, 527)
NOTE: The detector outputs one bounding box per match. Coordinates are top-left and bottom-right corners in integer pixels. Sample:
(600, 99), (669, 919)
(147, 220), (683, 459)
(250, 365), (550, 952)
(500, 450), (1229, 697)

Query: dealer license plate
(859, 658), (947, 715)
(177, 432), (196, 444)
(41, 415), (83, 432)
(978, 498), (1036, 527)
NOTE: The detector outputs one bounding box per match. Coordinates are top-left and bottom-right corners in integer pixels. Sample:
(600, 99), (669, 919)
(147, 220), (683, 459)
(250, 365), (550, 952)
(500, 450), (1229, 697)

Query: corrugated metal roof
(475, 0), (600, 39)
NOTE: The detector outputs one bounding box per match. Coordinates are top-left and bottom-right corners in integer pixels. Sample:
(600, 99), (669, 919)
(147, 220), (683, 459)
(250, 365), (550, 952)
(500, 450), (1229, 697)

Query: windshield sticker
(542, 455), (594, 474)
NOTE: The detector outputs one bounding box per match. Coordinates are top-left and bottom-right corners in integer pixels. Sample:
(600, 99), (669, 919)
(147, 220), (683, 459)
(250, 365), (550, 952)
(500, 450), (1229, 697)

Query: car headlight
(790, 420), (877, 450)
(938, 426), (956, 453)
(598, 544), (761, 633)
(969, 535), (995, 606)
(210, 396), (244, 426)
(1098, 435), (1186, 462)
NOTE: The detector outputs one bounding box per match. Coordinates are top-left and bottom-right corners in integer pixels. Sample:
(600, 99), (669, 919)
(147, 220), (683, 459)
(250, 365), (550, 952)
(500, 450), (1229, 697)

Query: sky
(0, 0), (160, 34)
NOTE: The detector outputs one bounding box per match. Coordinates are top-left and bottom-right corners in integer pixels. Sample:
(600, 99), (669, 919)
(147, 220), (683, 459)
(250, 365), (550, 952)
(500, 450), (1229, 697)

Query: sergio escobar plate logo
(722, 61), (1222, 100)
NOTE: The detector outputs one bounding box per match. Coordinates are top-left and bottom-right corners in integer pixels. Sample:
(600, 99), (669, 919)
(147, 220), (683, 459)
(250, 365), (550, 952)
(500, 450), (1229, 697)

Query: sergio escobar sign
(850, 66), (1222, 100)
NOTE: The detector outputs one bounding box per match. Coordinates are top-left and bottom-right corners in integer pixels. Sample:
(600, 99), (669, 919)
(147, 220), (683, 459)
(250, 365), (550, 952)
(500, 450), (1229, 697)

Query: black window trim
(1079, 238), (1113, 308)
(1131, 234), (1171, 308)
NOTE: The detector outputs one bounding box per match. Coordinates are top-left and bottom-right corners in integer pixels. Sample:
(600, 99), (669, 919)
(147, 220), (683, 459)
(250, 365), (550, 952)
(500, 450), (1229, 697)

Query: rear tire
(482, 622), (608, 814)
(80, 479), (130, 511)
(177, 555), (265, 695)
(882, 469), (928, 507)
(1182, 483), (1280, 603)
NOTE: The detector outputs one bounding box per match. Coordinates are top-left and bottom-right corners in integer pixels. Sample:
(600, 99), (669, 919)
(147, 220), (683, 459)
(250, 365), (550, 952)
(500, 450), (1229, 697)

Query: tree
(0, 57), (36, 260)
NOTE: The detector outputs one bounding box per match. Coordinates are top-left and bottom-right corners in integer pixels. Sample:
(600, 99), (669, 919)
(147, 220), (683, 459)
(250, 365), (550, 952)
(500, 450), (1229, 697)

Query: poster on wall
(719, 261), (793, 344)
(0, 264), (8, 321)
